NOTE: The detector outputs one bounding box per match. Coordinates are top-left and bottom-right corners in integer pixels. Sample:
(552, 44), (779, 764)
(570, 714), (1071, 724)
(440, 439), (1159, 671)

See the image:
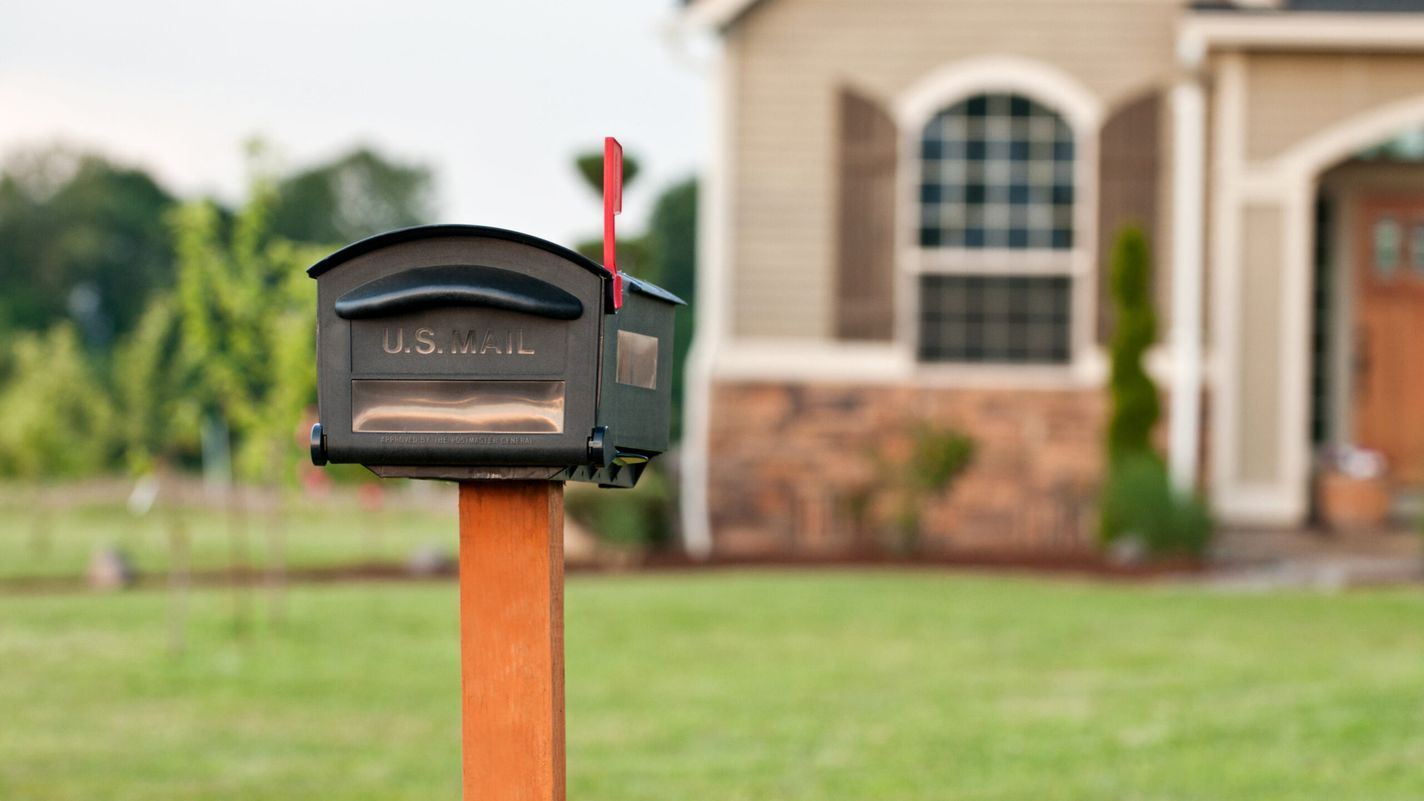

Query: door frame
(1319, 165), (1424, 460)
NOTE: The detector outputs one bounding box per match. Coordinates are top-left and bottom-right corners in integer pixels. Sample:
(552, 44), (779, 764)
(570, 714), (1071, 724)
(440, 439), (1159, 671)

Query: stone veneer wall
(707, 381), (1107, 557)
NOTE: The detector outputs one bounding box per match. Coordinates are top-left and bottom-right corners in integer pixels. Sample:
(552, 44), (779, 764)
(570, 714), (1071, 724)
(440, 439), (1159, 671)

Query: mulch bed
(0, 551), (1204, 597)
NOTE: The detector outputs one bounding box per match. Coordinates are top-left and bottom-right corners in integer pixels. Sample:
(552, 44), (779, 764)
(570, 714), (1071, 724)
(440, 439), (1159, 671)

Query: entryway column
(1169, 72), (1207, 493)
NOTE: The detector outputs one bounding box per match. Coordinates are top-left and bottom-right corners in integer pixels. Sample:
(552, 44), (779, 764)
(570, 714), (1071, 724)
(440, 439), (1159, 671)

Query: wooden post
(458, 481), (566, 801)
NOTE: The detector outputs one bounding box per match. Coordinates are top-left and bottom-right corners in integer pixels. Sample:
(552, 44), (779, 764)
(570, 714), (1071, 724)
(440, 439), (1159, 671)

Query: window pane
(1412, 223), (1424, 274)
(917, 275), (1072, 364)
(919, 92), (1074, 251)
(1374, 217), (1400, 277)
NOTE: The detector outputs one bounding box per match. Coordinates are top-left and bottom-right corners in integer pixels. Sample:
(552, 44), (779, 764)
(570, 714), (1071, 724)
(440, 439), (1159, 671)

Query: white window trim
(892, 56), (1104, 385)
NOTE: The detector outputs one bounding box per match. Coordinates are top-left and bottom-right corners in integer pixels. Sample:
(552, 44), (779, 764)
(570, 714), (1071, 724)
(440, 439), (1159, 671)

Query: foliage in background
(0, 147), (176, 346)
(643, 179), (697, 441)
(111, 296), (200, 473)
(169, 174), (325, 484)
(1099, 227), (1211, 555)
(564, 467), (674, 551)
(268, 147), (435, 247)
(891, 423), (976, 553)
(573, 150), (641, 195)
(0, 324), (115, 478)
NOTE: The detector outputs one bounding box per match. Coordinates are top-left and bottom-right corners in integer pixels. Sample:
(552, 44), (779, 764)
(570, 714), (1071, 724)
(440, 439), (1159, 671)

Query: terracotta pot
(1318, 471), (1392, 533)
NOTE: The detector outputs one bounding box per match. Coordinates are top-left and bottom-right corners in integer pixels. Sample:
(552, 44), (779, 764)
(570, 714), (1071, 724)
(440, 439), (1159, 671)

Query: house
(678, 0), (1424, 557)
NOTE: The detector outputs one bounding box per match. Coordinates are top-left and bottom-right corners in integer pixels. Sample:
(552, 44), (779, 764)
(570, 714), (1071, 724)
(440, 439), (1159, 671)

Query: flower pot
(1318, 471), (1392, 534)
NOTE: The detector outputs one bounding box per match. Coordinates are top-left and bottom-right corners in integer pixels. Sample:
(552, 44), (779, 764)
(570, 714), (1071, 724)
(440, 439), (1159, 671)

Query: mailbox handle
(334, 265), (584, 321)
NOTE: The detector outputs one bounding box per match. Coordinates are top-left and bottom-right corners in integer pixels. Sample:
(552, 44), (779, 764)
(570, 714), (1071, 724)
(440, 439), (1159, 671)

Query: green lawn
(2, 572), (1423, 800)
(0, 491), (455, 580)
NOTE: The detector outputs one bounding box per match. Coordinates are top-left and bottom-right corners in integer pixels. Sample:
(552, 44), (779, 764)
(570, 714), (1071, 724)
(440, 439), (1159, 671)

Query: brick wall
(707, 381), (1106, 557)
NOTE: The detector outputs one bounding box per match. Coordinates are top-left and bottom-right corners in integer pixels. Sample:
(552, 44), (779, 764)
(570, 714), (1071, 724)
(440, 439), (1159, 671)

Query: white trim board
(708, 340), (1186, 390)
(712, 341), (1106, 388)
(682, 0), (766, 29)
(1182, 12), (1424, 53)
(1209, 52), (1254, 521)
(1168, 76), (1207, 493)
(678, 35), (735, 559)
(892, 55), (1104, 133)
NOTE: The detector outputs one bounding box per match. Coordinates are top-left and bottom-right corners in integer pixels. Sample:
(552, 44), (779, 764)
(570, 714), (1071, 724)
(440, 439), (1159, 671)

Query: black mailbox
(307, 224), (682, 488)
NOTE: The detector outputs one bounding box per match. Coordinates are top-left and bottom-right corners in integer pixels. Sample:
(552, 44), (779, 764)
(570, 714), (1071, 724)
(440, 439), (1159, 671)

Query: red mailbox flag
(603, 136), (624, 310)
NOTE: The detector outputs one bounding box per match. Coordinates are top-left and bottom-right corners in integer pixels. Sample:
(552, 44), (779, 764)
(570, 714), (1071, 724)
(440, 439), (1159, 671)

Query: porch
(1210, 525), (1422, 589)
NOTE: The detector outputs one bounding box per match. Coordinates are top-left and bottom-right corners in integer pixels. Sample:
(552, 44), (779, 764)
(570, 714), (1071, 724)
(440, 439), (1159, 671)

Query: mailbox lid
(309, 224), (613, 279)
(310, 224), (619, 311)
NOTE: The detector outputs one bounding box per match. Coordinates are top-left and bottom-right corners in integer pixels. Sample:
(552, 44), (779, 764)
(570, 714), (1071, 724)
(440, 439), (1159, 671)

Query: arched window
(915, 92), (1080, 365)
(919, 93), (1074, 250)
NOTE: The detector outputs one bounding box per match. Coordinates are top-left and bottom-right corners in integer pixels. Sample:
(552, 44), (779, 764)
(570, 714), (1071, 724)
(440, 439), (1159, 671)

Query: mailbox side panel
(598, 291), (676, 456)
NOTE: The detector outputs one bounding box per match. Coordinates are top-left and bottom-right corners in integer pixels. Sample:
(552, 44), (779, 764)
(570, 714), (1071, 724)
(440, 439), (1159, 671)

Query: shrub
(1106, 226), (1159, 465)
(1101, 225), (1191, 549)
(564, 466), (673, 550)
(892, 423), (976, 553)
(1100, 455), (1212, 558)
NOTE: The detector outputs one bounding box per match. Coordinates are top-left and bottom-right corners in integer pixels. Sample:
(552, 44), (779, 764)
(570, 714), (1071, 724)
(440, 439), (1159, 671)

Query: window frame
(892, 58), (1104, 383)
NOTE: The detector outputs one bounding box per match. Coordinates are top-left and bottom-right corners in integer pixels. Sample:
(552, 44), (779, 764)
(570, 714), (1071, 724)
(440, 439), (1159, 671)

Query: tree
(0, 147), (176, 345)
(573, 150), (641, 196)
(643, 178), (697, 440)
(170, 179), (322, 483)
(1098, 227), (1211, 555)
(168, 170), (324, 632)
(0, 323), (115, 478)
(268, 147), (435, 246)
(1105, 226), (1159, 466)
(111, 294), (201, 474)
(572, 147), (647, 269)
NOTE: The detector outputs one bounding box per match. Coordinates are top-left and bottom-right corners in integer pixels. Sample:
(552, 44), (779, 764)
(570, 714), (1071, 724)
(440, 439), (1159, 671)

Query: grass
(0, 489), (455, 580)
(2, 572), (1423, 799)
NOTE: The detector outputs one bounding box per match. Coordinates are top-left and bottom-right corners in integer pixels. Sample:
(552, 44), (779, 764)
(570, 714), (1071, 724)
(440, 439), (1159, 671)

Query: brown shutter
(1096, 90), (1162, 342)
(835, 87), (898, 341)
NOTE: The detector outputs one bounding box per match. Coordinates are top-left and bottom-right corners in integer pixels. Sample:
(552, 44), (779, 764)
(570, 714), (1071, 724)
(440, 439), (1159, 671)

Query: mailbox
(307, 224), (682, 488)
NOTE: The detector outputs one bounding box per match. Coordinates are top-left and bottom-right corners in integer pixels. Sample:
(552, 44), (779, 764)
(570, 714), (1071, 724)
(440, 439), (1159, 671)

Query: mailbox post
(307, 139), (679, 800)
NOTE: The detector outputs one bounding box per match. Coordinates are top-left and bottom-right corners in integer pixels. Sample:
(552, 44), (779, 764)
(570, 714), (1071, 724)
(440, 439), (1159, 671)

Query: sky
(0, 0), (709, 245)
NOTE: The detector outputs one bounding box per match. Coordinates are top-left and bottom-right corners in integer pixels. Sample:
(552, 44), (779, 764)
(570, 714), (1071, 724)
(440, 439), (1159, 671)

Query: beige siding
(726, 0), (1182, 339)
(1097, 88), (1167, 344)
(1245, 52), (1424, 163)
(1237, 204), (1284, 486)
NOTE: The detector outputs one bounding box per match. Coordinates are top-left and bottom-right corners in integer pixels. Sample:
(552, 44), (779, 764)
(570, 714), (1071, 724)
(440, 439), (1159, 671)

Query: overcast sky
(0, 0), (708, 245)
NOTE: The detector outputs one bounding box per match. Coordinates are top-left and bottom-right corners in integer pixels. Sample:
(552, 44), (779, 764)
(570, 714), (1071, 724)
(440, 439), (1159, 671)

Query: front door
(1353, 196), (1424, 485)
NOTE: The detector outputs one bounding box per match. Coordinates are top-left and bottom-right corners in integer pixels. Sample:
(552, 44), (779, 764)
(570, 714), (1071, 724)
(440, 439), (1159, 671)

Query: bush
(1100, 455), (1212, 558)
(1100, 225), (1197, 550)
(891, 423), (976, 553)
(1106, 226), (1159, 465)
(564, 467), (673, 550)
(909, 425), (975, 493)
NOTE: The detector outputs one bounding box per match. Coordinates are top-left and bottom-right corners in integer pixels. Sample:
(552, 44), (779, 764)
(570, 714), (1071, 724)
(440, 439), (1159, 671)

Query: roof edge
(682, 0), (766, 30)
(306, 224), (612, 280)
